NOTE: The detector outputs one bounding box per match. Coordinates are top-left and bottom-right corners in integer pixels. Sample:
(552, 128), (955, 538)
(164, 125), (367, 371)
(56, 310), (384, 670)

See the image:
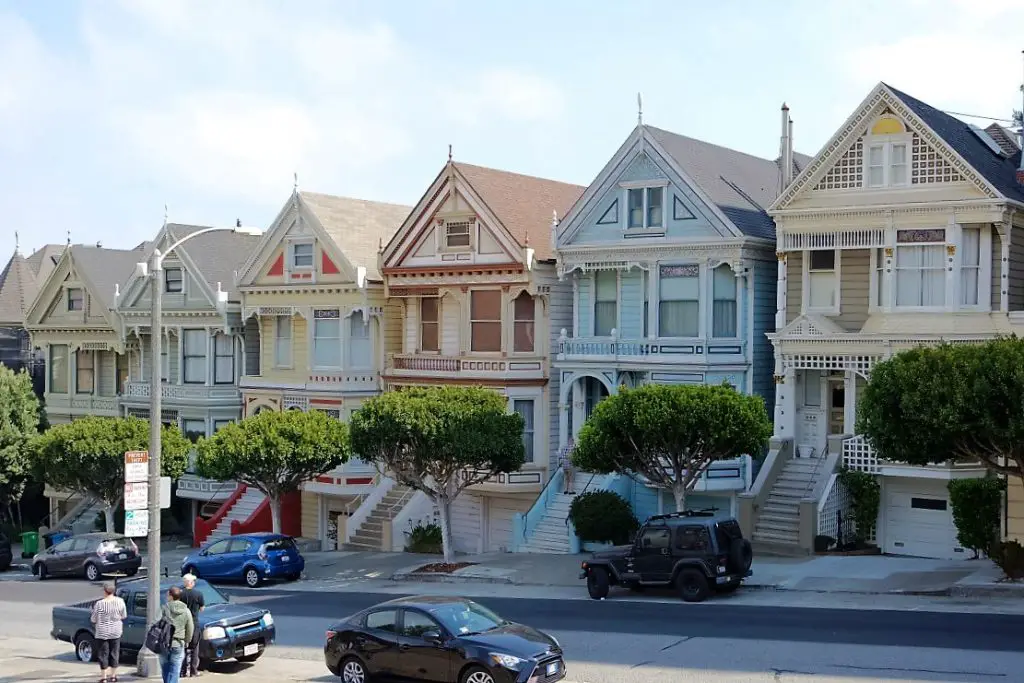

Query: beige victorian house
(740, 82), (1024, 559)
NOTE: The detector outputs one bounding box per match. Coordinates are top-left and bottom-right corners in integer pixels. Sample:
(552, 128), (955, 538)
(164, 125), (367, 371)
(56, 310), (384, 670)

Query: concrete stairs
(347, 485), (414, 551)
(752, 457), (825, 556)
(517, 474), (612, 554)
(208, 488), (265, 542)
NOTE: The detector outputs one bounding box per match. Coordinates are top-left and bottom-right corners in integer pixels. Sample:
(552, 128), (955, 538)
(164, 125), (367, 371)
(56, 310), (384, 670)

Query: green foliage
(947, 476), (1004, 558)
(991, 540), (1024, 579)
(568, 490), (638, 545)
(571, 384), (772, 499)
(197, 409), (350, 499)
(32, 416), (189, 513)
(837, 468), (880, 543)
(857, 338), (1024, 474)
(404, 520), (442, 554)
(0, 366), (41, 509)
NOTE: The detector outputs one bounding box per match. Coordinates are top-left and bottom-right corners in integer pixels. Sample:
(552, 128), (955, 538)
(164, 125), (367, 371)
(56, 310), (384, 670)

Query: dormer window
(626, 187), (663, 229)
(865, 115), (910, 188)
(164, 268), (183, 293)
(290, 242), (314, 269)
(67, 288), (84, 311)
(444, 220), (472, 249)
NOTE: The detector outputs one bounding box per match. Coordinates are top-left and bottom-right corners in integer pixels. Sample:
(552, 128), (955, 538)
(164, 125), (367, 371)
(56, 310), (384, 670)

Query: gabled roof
(0, 244), (66, 325)
(885, 84), (1024, 204)
(160, 224), (261, 301)
(450, 163), (585, 261)
(984, 123), (1020, 157)
(299, 192), (412, 281)
(646, 126), (806, 241)
(68, 244), (149, 310)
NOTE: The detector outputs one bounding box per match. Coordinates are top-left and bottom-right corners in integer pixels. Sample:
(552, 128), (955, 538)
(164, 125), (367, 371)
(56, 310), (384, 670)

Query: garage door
(485, 497), (526, 553)
(884, 480), (964, 560)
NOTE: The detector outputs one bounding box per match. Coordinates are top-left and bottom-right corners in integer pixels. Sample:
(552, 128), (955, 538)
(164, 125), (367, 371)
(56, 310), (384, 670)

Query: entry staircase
(208, 488), (266, 543)
(48, 495), (105, 535)
(347, 485), (414, 551)
(517, 473), (612, 554)
(752, 456), (827, 555)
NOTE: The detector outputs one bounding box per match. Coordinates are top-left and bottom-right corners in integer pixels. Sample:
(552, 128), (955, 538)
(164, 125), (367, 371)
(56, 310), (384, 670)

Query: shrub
(404, 520), (442, 554)
(991, 540), (1024, 580)
(568, 490), (638, 545)
(948, 477), (1004, 558)
(814, 534), (835, 553)
(837, 468), (880, 544)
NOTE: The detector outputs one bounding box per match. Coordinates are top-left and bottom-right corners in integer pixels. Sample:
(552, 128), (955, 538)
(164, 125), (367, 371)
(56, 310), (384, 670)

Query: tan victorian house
(362, 159), (584, 555)
(740, 83), (1024, 559)
(229, 189), (411, 549)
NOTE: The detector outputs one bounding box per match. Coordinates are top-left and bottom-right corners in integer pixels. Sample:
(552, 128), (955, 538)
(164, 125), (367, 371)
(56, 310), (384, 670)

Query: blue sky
(2, 0), (1023, 258)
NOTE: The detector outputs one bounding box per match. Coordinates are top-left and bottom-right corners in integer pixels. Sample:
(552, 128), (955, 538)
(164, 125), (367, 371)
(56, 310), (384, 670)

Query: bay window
(960, 227), (981, 307)
(348, 311), (371, 368)
(626, 187), (664, 229)
(513, 399), (535, 463)
(594, 271), (617, 336)
(807, 250), (837, 311)
(214, 334), (234, 384)
(49, 345), (68, 393)
(658, 265), (699, 337)
(420, 298), (439, 352)
(513, 292), (535, 353)
(712, 264), (737, 338)
(894, 229), (945, 308)
(75, 350), (94, 394)
(183, 329), (208, 384)
(312, 310), (342, 368)
(275, 315), (292, 367)
(470, 290), (502, 352)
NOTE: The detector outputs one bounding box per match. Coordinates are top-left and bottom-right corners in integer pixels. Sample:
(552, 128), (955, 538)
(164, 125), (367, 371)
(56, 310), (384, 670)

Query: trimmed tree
(32, 416), (190, 531)
(856, 337), (1024, 476)
(196, 409), (350, 534)
(0, 366), (41, 526)
(572, 383), (772, 512)
(349, 386), (525, 563)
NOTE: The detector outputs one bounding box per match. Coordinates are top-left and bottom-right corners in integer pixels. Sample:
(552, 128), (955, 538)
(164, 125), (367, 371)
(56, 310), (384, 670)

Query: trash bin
(44, 530), (70, 548)
(20, 531), (38, 558)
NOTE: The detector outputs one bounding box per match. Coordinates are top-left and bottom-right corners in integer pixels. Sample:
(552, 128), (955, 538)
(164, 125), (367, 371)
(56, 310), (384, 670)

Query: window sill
(272, 364), (294, 370)
(805, 307), (840, 317)
(621, 228), (666, 238)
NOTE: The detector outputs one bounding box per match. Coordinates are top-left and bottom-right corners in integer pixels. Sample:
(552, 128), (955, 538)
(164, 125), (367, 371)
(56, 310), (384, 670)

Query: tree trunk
(672, 483), (688, 514)
(104, 505), (116, 533)
(437, 496), (454, 564)
(269, 495), (282, 535)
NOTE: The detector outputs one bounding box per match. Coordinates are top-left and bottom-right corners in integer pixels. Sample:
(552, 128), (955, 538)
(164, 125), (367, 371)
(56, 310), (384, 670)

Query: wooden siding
(96, 350), (115, 396)
(991, 229), (1002, 312)
(300, 491), (319, 540)
(751, 257), (776, 411)
(544, 269), (573, 469)
(1010, 234), (1024, 312)
(441, 293), (460, 356)
(449, 493), (482, 554)
(619, 270), (644, 339)
(785, 252), (802, 324)
(383, 299), (403, 359)
(1007, 478), (1024, 543)
(835, 249), (870, 332)
(243, 317), (260, 375)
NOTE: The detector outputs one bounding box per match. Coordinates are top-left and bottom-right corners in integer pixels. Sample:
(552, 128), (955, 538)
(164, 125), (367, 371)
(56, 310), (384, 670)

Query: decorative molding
(557, 243), (757, 277)
(781, 229), (885, 251)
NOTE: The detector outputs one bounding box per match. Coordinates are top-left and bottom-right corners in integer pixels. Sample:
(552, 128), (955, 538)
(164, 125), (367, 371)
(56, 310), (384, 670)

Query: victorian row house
(740, 82), (1024, 560)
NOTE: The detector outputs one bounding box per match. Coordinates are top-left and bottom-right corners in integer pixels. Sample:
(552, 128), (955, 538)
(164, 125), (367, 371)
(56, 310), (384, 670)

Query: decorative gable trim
(118, 225), (219, 310)
(772, 84), (1000, 213)
(24, 250), (121, 332)
(773, 313), (847, 339)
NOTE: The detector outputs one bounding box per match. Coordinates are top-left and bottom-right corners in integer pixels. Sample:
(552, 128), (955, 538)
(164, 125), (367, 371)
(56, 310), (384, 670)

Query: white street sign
(124, 509), (149, 537)
(160, 476), (171, 509)
(124, 451), (148, 483)
(124, 482), (148, 511)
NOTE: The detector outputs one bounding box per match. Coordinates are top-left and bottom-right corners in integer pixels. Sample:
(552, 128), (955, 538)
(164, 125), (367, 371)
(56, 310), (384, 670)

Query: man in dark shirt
(180, 573), (205, 677)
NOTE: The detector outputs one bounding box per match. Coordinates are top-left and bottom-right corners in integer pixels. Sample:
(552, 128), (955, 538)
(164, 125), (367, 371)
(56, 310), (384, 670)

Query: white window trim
(509, 290), (539, 356)
(654, 262), (703, 340)
(164, 266), (185, 294)
(274, 315), (293, 369)
(289, 240), (315, 270)
(889, 232), (949, 313)
(310, 310), (343, 370)
(591, 270), (620, 338)
(710, 264), (741, 340)
(346, 310), (373, 370)
(862, 133), (913, 189)
(801, 249), (841, 316)
(506, 387), (543, 469)
(418, 296), (440, 355)
(957, 224), (991, 312)
(439, 217), (475, 253)
(67, 287), (84, 312)
(621, 180), (669, 233)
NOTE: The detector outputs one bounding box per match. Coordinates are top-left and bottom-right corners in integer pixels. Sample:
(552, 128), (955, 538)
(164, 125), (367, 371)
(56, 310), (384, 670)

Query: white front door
(796, 370), (826, 456)
(883, 479), (965, 560)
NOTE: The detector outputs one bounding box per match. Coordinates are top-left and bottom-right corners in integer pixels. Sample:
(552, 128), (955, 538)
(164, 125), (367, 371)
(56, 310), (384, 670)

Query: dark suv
(579, 509), (753, 603)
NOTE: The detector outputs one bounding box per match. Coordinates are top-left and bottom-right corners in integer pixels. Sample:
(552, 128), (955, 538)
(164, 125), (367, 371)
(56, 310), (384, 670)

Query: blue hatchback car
(181, 533), (305, 588)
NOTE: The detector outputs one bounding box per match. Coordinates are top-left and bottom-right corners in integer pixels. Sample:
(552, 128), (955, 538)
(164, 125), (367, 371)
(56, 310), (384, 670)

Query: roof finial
(163, 204), (169, 225)
(378, 237), (383, 252)
(14, 231), (19, 255)
(551, 209), (558, 228)
(448, 144), (453, 162)
(66, 229), (71, 246)
(524, 230), (530, 246)
(293, 171), (298, 192)
(637, 92), (643, 126)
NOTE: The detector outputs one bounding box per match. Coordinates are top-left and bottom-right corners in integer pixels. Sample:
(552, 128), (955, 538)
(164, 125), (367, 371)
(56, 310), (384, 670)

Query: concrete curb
(391, 565), (516, 584)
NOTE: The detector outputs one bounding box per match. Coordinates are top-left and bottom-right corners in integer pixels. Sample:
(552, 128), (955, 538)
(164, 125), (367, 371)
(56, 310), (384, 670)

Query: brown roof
(299, 192), (413, 281)
(453, 162), (585, 261)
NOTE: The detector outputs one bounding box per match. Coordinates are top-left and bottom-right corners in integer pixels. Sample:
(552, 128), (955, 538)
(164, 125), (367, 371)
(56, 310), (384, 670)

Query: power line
(941, 109), (1017, 124)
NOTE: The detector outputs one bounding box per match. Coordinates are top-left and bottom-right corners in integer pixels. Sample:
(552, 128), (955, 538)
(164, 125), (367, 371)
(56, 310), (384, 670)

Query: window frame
(364, 608), (399, 633)
(75, 349), (95, 395)
(312, 310), (342, 369)
(512, 398), (535, 463)
(593, 270), (618, 337)
(959, 225), (987, 310)
(892, 229), (947, 311)
(213, 334), (234, 385)
(274, 315), (292, 368)
(290, 241), (314, 270)
(657, 264), (700, 338)
(419, 297), (439, 353)
(469, 289), (502, 353)
(347, 311), (372, 369)
(638, 526), (671, 551)
(622, 183), (668, 231)
(67, 288), (84, 312)
(802, 249), (841, 316)
(48, 344), (68, 394)
(443, 219), (473, 251)
(182, 329), (208, 385)
(183, 419), (206, 443)
(512, 291), (535, 354)
(863, 134), (912, 189)
(711, 264), (739, 339)
(164, 267), (184, 294)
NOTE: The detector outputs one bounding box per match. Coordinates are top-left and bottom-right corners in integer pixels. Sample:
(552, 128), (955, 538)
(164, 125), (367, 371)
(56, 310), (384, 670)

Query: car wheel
(461, 665), (496, 683)
(244, 567), (261, 588)
(717, 577), (742, 594)
(74, 632), (96, 662)
(586, 567), (610, 599)
(340, 656), (369, 683)
(84, 562), (100, 581)
(676, 568), (710, 603)
(286, 572), (300, 581)
(36, 563), (47, 580)
(236, 651), (263, 663)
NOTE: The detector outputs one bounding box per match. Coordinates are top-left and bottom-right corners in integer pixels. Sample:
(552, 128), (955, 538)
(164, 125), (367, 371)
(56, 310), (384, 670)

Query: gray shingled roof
(69, 244), (149, 311)
(887, 85), (1024, 204)
(0, 245), (66, 325)
(164, 224), (261, 302)
(299, 192), (412, 281)
(647, 126), (802, 240)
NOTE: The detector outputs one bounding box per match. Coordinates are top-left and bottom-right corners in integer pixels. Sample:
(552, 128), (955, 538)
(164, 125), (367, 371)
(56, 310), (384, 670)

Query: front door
(827, 378), (845, 437)
(396, 608), (451, 682)
(632, 526), (673, 582)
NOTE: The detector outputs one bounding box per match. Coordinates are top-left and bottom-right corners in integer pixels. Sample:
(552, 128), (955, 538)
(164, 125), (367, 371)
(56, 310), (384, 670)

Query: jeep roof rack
(648, 507), (719, 521)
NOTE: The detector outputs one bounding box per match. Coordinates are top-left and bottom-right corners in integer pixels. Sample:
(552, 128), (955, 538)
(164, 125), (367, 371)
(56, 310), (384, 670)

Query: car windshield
(428, 600), (506, 636)
(262, 538), (296, 552)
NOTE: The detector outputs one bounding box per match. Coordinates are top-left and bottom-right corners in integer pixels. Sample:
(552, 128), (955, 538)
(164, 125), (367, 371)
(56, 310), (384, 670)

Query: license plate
(281, 556), (289, 562)
(118, 554), (126, 560)
(243, 644), (259, 656)
(546, 662), (559, 676)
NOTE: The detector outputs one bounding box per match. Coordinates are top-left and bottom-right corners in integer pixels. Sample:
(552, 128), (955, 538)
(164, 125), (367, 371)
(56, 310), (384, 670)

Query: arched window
(513, 292), (535, 353)
(348, 311), (371, 368)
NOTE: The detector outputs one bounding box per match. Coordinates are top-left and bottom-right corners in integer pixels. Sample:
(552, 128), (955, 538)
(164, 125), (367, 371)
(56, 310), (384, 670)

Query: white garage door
(485, 497), (526, 553)
(884, 479), (964, 560)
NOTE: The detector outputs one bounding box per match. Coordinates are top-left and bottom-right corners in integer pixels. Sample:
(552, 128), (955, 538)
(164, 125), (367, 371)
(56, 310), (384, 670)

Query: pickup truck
(51, 576), (277, 666)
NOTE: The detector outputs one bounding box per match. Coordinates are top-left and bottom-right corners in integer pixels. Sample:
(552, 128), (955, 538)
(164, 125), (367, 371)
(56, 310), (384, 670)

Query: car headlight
(203, 626), (227, 640)
(490, 653), (525, 669)
(261, 613), (273, 626)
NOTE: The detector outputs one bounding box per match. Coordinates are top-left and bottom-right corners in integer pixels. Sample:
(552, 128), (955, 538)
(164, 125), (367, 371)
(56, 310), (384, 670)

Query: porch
(386, 353), (546, 382)
(121, 381), (242, 406)
(555, 329), (746, 366)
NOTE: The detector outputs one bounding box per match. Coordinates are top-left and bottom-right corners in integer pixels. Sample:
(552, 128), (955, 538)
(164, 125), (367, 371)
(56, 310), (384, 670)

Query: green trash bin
(20, 531), (39, 558)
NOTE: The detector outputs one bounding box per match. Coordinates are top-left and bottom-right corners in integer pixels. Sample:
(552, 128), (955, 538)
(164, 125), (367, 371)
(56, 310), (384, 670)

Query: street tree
(572, 383), (772, 512)
(32, 415), (190, 531)
(196, 409), (350, 534)
(0, 366), (41, 526)
(857, 337), (1024, 477)
(350, 387), (525, 563)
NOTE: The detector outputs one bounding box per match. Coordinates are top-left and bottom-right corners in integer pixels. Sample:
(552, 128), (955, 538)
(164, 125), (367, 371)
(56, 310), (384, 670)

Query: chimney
(788, 117), (795, 181)
(236, 218), (242, 228)
(779, 103), (793, 192)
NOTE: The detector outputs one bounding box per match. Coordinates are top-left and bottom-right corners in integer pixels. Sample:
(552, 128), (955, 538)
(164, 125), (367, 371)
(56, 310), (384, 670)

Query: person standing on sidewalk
(159, 586), (194, 683)
(90, 582), (127, 683)
(179, 574), (204, 678)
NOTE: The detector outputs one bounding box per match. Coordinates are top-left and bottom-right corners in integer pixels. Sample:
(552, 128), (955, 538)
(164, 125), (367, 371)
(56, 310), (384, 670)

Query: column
(207, 330), (214, 386)
(775, 252), (787, 329)
(646, 264), (657, 339)
(773, 366), (796, 438)
(571, 380), (585, 441)
(558, 384), (570, 451)
(946, 214), (959, 309)
(1000, 222), (1010, 313)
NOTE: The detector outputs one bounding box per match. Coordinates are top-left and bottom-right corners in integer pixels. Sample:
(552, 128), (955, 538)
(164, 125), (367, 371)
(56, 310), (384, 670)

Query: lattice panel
(818, 475), (855, 542)
(911, 134), (964, 184)
(282, 395), (308, 410)
(814, 139), (864, 190)
(782, 354), (879, 377)
(842, 435), (879, 474)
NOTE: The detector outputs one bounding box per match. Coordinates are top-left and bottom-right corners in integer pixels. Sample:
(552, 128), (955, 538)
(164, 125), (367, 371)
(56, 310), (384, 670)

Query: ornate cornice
(556, 243), (761, 278)
(776, 200), (1004, 225)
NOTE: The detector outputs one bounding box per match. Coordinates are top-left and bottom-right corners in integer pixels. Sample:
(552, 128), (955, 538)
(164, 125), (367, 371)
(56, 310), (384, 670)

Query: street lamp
(134, 223), (261, 678)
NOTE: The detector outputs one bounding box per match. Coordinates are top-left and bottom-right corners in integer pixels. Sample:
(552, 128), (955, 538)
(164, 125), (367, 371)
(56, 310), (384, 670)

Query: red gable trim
(266, 254), (284, 277)
(322, 251), (340, 274)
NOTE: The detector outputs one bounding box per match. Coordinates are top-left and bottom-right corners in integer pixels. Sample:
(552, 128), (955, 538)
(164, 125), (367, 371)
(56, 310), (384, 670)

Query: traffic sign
(124, 509), (149, 537)
(124, 482), (148, 511)
(124, 451), (148, 483)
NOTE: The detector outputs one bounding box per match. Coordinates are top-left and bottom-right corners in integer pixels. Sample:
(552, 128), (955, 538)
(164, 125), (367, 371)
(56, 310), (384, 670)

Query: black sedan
(324, 595), (566, 683)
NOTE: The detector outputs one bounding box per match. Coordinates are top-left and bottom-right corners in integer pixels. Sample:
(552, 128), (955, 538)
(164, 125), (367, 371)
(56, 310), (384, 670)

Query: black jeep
(579, 509), (753, 602)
